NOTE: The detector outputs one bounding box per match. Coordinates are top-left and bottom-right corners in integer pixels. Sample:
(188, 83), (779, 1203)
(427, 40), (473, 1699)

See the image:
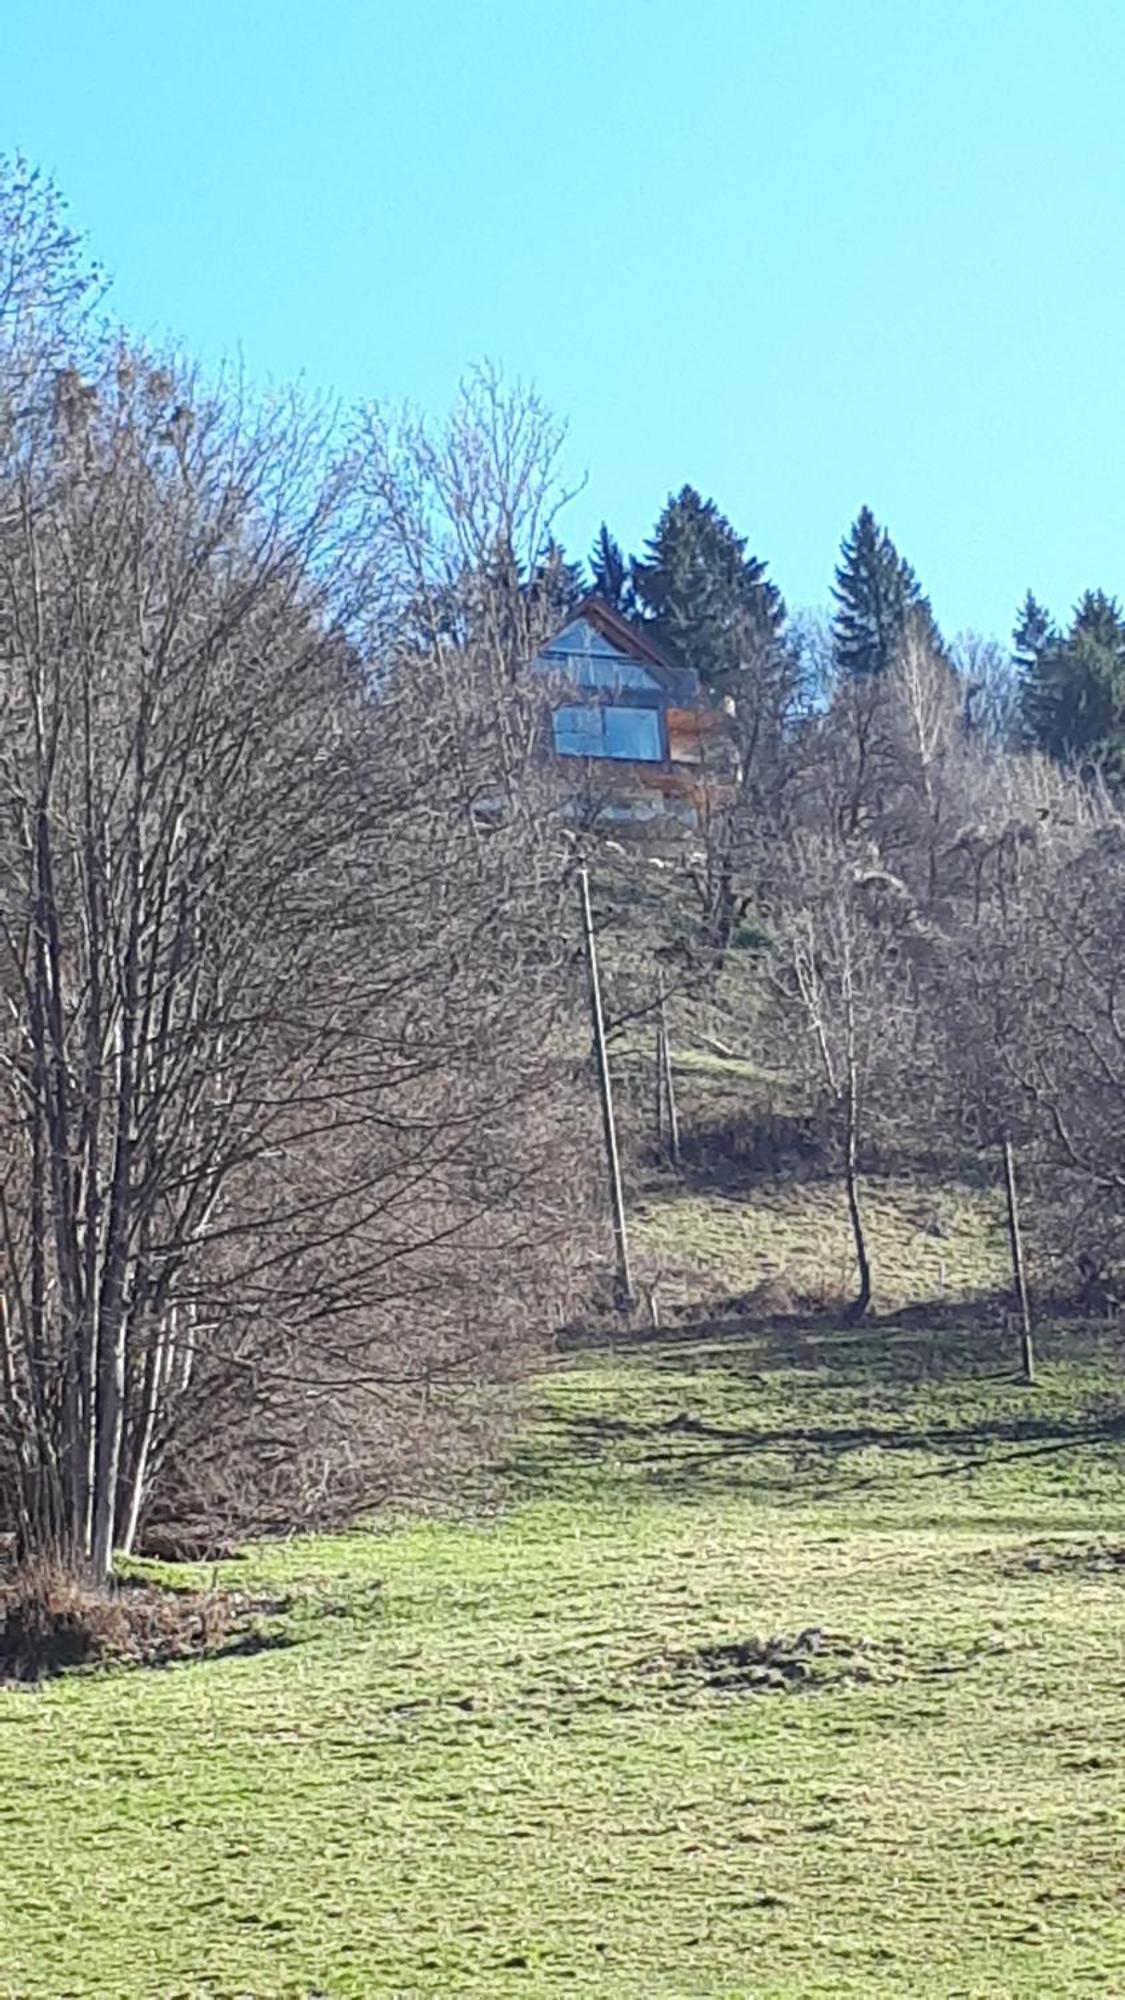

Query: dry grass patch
(0, 1562), (280, 1681)
(633, 1172), (1009, 1314)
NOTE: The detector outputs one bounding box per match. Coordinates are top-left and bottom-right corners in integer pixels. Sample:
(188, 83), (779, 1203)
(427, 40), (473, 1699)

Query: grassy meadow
(2, 1260), (1125, 1997)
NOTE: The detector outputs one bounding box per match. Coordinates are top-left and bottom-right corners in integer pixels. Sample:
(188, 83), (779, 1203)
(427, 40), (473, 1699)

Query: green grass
(633, 1172), (1011, 1311)
(614, 1042), (762, 1088)
(3, 1311), (1125, 1997)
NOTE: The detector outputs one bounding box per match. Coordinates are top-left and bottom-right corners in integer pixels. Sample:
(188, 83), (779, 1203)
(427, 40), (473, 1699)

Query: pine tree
(832, 505), (941, 677)
(588, 523), (634, 616)
(631, 485), (786, 699)
(1020, 590), (1125, 775)
(529, 537), (585, 623)
(1012, 590), (1055, 677)
(630, 485), (794, 967)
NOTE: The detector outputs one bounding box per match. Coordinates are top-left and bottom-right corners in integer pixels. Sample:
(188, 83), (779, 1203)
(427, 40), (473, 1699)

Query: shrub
(0, 1564), (243, 1681)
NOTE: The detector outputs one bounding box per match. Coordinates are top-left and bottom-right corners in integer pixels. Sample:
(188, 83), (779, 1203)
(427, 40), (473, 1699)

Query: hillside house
(531, 597), (733, 828)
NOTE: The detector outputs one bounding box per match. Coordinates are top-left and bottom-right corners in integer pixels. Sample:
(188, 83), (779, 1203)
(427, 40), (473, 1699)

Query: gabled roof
(575, 595), (677, 673)
(542, 595), (701, 702)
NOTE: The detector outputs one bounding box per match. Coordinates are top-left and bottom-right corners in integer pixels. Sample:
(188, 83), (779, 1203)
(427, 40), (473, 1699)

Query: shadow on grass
(563, 1292), (1121, 1371)
(538, 1303), (1125, 1501)
(640, 1138), (1005, 1201)
(0, 1607), (300, 1686)
(533, 1404), (1125, 1485)
(173, 1626), (298, 1669)
(68, 1624), (302, 1685)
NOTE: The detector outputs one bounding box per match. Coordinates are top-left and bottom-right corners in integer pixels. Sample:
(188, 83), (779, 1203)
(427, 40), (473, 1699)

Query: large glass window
(552, 704), (664, 762)
(604, 706), (662, 760)
(535, 620), (659, 693)
(552, 705), (603, 756)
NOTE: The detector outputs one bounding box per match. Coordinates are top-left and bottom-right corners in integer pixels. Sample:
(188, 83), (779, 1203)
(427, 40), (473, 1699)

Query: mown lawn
(3, 1311), (1125, 1998)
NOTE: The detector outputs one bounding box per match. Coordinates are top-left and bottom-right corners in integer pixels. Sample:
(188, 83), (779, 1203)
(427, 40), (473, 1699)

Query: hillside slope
(2, 1297), (1124, 1997)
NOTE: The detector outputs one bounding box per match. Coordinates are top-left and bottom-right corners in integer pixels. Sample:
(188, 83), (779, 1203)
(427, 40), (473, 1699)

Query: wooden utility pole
(1002, 1136), (1035, 1385)
(657, 969), (680, 1168)
(654, 1003), (664, 1152)
(578, 865), (634, 1309)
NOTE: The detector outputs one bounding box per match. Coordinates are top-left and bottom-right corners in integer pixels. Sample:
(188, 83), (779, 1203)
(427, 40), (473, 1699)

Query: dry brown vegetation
(0, 1560), (271, 1680)
(2, 153), (1125, 1596)
(0, 162), (600, 1580)
(588, 618), (1125, 1356)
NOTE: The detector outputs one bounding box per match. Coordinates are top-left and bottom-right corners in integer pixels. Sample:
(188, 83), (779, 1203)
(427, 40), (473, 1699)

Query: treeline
(572, 496), (1125, 1353)
(576, 488), (1125, 780)
(0, 164), (603, 1580)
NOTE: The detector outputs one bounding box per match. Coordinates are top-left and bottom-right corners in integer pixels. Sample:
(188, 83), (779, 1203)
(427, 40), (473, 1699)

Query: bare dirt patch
(1002, 1539), (1125, 1577)
(637, 1626), (905, 1697)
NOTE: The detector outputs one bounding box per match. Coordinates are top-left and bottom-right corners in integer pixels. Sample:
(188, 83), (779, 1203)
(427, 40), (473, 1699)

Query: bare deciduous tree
(0, 182), (596, 1580)
(767, 835), (917, 1319)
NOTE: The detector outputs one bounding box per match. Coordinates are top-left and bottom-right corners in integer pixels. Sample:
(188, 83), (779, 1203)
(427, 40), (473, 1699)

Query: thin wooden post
(654, 1008), (664, 1151)
(578, 866), (634, 1309)
(657, 969), (680, 1167)
(1002, 1136), (1035, 1384)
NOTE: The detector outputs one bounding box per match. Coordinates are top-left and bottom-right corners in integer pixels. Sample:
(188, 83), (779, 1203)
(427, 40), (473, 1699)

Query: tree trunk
(657, 971), (680, 1168)
(90, 1318), (126, 1582)
(579, 866), (634, 1310)
(118, 1311), (174, 1557)
(843, 1059), (872, 1321)
(1001, 1136), (1035, 1385)
(90, 856), (142, 1582)
(654, 1010), (664, 1152)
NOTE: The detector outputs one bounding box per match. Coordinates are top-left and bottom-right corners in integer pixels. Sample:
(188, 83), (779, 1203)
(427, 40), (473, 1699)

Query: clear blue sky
(5, 0), (1125, 640)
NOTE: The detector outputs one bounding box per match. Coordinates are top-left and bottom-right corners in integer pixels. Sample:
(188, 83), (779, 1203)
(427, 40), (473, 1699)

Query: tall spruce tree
(588, 523), (634, 615)
(631, 484), (786, 700)
(1020, 590), (1125, 776)
(832, 505), (941, 677)
(1012, 590), (1056, 678)
(630, 485), (794, 967)
(529, 537), (585, 622)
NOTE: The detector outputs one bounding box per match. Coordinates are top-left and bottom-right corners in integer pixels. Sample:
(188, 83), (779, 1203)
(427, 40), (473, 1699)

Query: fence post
(1002, 1136), (1035, 1384)
(578, 866), (634, 1309)
(657, 968), (680, 1168)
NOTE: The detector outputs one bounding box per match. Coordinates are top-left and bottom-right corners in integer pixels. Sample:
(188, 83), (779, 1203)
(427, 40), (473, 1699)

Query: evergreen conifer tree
(832, 505), (941, 677)
(1012, 590), (1056, 677)
(631, 485), (786, 700)
(630, 485), (794, 966)
(1020, 590), (1125, 776)
(588, 523), (634, 615)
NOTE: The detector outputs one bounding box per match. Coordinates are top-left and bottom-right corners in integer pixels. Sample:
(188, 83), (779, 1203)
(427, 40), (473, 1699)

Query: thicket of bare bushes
(643, 616), (1125, 1330)
(0, 164), (597, 1581)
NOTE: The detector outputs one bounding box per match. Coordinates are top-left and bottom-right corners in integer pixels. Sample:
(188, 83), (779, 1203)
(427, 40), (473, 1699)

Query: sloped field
(2, 1307), (1124, 1997)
